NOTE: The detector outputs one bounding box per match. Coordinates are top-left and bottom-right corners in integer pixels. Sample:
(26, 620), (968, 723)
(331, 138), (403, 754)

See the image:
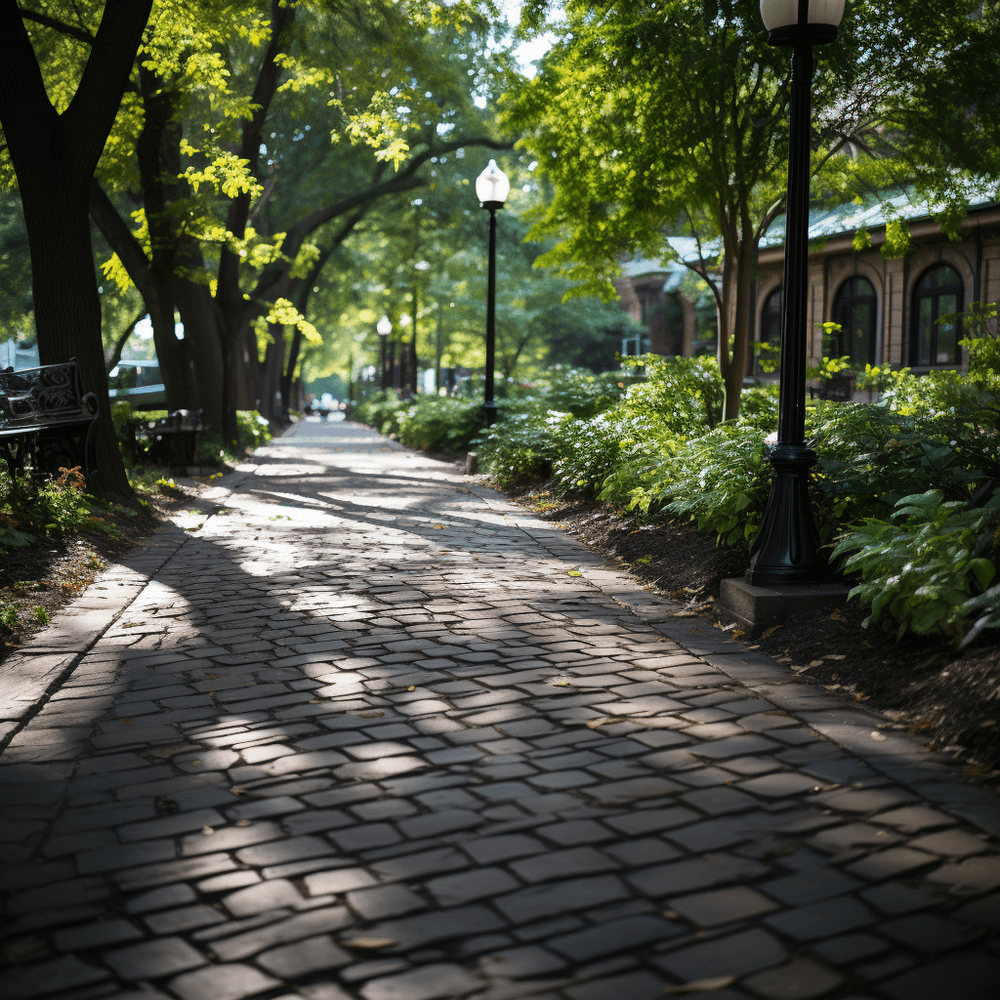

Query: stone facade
(753, 202), (1000, 375)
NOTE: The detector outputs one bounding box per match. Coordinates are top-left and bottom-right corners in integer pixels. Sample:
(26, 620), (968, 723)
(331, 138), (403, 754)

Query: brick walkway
(1, 418), (998, 1000)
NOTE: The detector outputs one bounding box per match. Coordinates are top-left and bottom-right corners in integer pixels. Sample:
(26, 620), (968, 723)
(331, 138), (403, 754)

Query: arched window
(832, 276), (877, 368)
(755, 286), (782, 374)
(911, 265), (963, 367)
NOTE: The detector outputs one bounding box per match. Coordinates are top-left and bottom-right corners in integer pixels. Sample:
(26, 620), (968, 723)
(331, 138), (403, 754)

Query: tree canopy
(506, 0), (1000, 419)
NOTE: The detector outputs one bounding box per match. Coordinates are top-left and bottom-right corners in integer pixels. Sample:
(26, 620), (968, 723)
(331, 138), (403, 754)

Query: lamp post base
(746, 443), (826, 586)
(482, 400), (498, 427)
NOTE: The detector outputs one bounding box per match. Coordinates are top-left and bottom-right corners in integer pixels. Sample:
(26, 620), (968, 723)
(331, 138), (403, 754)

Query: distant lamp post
(377, 315), (392, 392)
(747, 0), (845, 586)
(476, 158), (510, 426)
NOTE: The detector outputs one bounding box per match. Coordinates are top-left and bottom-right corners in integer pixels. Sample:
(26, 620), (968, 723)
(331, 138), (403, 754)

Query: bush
(0, 466), (131, 555)
(625, 422), (772, 546)
(831, 489), (1000, 642)
(395, 396), (483, 453)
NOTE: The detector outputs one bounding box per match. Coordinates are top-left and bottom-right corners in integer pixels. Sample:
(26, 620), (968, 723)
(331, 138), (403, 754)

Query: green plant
(627, 423), (772, 546)
(33, 606), (50, 624)
(831, 490), (1000, 641)
(0, 603), (19, 630)
(962, 584), (1000, 648)
(394, 396), (483, 453)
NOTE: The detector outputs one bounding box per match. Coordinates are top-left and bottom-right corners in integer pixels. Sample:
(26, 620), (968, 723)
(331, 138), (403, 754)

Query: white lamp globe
(377, 316), (391, 337)
(476, 159), (510, 208)
(760, 0), (845, 45)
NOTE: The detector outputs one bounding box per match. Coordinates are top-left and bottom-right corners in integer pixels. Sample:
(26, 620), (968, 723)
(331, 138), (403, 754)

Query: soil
(502, 481), (1000, 782)
(3, 469), (999, 784)
(0, 486), (189, 665)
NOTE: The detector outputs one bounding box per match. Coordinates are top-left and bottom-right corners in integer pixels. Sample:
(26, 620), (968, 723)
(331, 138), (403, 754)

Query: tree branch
(17, 5), (95, 46)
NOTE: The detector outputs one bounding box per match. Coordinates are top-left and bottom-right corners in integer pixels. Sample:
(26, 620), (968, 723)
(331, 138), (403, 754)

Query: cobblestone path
(1, 419), (999, 1000)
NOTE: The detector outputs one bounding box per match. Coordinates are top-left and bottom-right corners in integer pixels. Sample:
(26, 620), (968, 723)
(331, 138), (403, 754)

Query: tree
(0, 0), (153, 499)
(89, 0), (512, 444)
(505, 1), (988, 420)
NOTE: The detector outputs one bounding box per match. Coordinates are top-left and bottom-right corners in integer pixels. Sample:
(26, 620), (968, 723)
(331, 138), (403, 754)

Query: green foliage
(395, 396), (484, 453)
(962, 583), (1000, 649)
(0, 603), (19, 631)
(619, 355), (725, 432)
(0, 465), (133, 554)
(195, 411), (272, 465)
(629, 423), (772, 546)
(831, 490), (1000, 643)
(355, 391), (407, 440)
(478, 409), (566, 486)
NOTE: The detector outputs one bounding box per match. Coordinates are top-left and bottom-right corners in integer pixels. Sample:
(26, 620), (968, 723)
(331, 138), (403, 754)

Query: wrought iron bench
(126, 408), (204, 469)
(0, 359), (99, 482)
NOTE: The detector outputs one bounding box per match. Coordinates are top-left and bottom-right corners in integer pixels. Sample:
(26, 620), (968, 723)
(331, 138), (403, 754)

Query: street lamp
(476, 158), (510, 426)
(377, 315), (392, 392)
(746, 0), (845, 586)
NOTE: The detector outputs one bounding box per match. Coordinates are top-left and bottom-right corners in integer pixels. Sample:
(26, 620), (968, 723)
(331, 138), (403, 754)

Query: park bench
(123, 408), (204, 469)
(0, 359), (99, 482)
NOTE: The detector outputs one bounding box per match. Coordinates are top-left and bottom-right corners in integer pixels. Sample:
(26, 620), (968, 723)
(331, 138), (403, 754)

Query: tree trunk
(261, 326), (287, 424)
(0, 0), (154, 501)
(174, 277), (225, 431)
(716, 223), (758, 422)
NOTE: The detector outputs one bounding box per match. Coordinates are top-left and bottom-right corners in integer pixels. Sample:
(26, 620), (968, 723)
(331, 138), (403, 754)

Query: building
(754, 191), (999, 379)
(615, 192), (999, 386)
(613, 255), (716, 360)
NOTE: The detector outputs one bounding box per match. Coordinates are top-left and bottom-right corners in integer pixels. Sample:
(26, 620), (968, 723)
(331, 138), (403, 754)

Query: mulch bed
(505, 483), (1000, 780)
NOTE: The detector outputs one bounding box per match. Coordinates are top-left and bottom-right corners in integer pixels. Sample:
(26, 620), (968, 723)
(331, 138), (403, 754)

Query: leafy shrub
(194, 410), (272, 465)
(831, 489), (1000, 642)
(619, 355), (725, 433)
(394, 396), (483, 453)
(0, 466), (131, 554)
(639, 423), (772, 546)
(356, 390), (406, 439)
(479, 409), (568, 486)
(520, 366), (632, 420)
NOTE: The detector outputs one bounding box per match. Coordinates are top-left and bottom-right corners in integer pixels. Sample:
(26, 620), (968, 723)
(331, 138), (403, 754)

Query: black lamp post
(476, 159), (510, 427)
(377, 315), (391, 392)
(746, 0), (845, 586)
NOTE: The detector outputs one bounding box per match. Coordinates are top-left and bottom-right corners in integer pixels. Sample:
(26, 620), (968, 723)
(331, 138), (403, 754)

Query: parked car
(108, 360), (167, 410)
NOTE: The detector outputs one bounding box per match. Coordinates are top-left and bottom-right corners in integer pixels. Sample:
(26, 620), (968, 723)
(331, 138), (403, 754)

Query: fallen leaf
(342, 938), (398, 950)
(433, 524), (445, 529)
(230, 788), (248, 797)
(587, 716), (626, 729)
(407, 685), (415, 692)
(808, 659), (824, 668)
(353, 711), (384, 718)
(663, 976), (738, 995)
(122, 717), (132, 725)
(234, 819), (252, 827)
(552, 680), (572, 687)
(567, 570), (583, 577)
(824, 654), (846, 661)
(870, 731), (888, 742)
(732, 629), (747, 639)
(156, 798), (180, 812)
(672, 610), (698, 618)
(760, 625), (783, 639)
(201, 826), (214, 836)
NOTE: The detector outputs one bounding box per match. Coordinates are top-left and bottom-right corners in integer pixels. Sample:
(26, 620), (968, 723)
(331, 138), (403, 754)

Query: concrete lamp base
(718, 577), (851, 636)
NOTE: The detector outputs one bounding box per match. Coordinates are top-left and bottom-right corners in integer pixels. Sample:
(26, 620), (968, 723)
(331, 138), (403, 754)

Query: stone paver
(0, 417), (998, 1000)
